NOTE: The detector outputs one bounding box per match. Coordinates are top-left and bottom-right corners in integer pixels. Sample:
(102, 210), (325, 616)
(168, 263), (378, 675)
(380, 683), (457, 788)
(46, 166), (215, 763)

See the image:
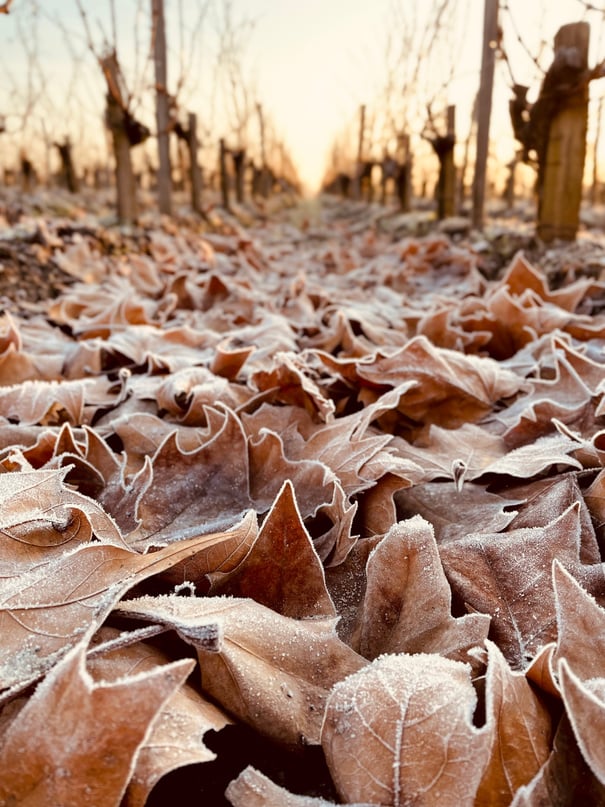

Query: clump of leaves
(0, 208), (605, 805)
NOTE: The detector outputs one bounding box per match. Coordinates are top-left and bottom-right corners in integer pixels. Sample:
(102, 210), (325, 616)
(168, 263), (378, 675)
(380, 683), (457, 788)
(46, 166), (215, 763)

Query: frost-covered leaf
(559, 659), (605, 785)
(395, 481), (519, 543)
(357, 335), (523, 427)
(475, 641), (553, 805)
(0, 467), (127, 577)
(357, 516), (490, 662)
(551, 560), (605, 687)
(131, 407), (250, 547)
(0, 640), (192, 807)
(87, 628), (231, 807)
(117, 594), (365, 745)
(510, 714), (605, 806)
(0, 530), (252, 689)
(209, 482), (335, 618)
(439, 504), (605, 669)
(321, 653), (489, 806)
(226, 766), (381, 807)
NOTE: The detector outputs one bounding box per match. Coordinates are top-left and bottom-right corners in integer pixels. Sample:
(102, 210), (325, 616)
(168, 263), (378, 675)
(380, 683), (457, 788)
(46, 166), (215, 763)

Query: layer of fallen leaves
(1, 200), (605, 805)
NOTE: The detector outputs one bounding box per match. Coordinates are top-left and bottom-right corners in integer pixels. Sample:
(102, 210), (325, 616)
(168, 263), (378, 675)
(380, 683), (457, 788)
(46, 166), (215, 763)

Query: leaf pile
(1, 208), (605, 805)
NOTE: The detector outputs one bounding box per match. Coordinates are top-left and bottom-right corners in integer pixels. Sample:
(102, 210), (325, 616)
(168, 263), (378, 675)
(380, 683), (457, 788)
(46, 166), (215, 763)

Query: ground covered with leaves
(1, 194), (605, 805)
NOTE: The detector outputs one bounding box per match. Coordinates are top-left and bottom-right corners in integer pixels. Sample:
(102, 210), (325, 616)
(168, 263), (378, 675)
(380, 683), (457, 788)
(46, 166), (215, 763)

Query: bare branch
(0, 0), (15, 15)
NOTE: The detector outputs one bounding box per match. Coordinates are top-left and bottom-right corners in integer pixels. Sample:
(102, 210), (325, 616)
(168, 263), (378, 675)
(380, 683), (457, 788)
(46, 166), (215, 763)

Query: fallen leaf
(209, 482), (335, 619)
(475, 641), (553, 806)
(117, 594), (365, 745)
(502, 252), (592, 312)
(507, 473), (601, 565)
(87, 628), (232, 807)
(247, 428), (335, 518)
(0, 467), (127, 578)
(547, 560), (605, 689)
(356, 516), (490, 662)
(357, 335), (522, 428)
(226, 765), (382, 807)
(559, 659), (605, 785)
(0, 639), (192, 807)
(321, 652), (489, 806)
(251, 351), (335, 422)
(130, 406), (250, 547)
(510, 713), (605, 806)
(0, 530), (255, 690)
(395, 481), (519, 543)
(439, 503), (605, 669)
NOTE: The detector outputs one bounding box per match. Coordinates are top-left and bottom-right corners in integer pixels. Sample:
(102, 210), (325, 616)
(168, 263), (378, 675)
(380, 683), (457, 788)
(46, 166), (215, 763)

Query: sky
(2, 0), (605, 193)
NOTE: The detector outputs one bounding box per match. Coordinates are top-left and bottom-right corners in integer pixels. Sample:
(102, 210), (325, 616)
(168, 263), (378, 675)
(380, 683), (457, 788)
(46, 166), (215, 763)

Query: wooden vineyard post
(472, 0), (499, 229)
(504, 153), (520, 209)
(538, 22), (590, 242)
(232, 149), (246, 203)
(425, 104), (456, 219)
(442, 105), (456, 217)
(187, 112), (203, 215)
(353, 104), (366, 201)
(152, 0), (172, 215)
(100, 51), (142, 225)
(219, 138), (230, 210)
(591, 96), (603, 206)
(256, 103), (269, 198)
(397, 133), (412, 212)
(106, 95), (137, 224)
(55, 139), (79, 193)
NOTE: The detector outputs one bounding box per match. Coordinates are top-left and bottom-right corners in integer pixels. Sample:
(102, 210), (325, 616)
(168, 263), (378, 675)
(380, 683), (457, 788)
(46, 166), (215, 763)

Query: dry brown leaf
(210, 339), (254, 379)
(157, 510), (258, 590)
(498, 336), (603, 447)
(49, 275), (172, 337)
(475, 640), (553, 806)
(247, 428), (335, 518)
(510, 713), (605, 806)
(251, 351), (336, 422)
(0, 311), (65, 384)
(480, 285), (575, 359)
(155, 366), (249, 425)
(0, 467), (126, 575)
(279, 385), (414, 497)
(507, 473), (601, 566)
(356, 516), (490, 662)
(311, 478), (358, 565)
(117, 594), (365, 745)
(559, 659), (605, 785)
(209, 481), (335, 619)
(87, 628), (232, 807)
(130, 406), (250, 548)
(23, 423), (152, 535)
(324, 535), (382, 647)
(475, 433), (583, 479)
(502, 252), (592, 312)
(356, 335), (522, 428)
(0, 529), (255, 690)
(584, 468), (605, 530)
(356, 472), (415, 537)
(226, 766), (382, 807)
(439, 503), (605, 669)
(0, 378), (87, 426)
(391, 422), (506, 483)
(550, 560), (605, 687)
(395, 481), (519, 543)
(110, 412), (207, 475)
(321, 652), (489, 806)
(0, 639), (193, 807)
(92, 323), (214, 374)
